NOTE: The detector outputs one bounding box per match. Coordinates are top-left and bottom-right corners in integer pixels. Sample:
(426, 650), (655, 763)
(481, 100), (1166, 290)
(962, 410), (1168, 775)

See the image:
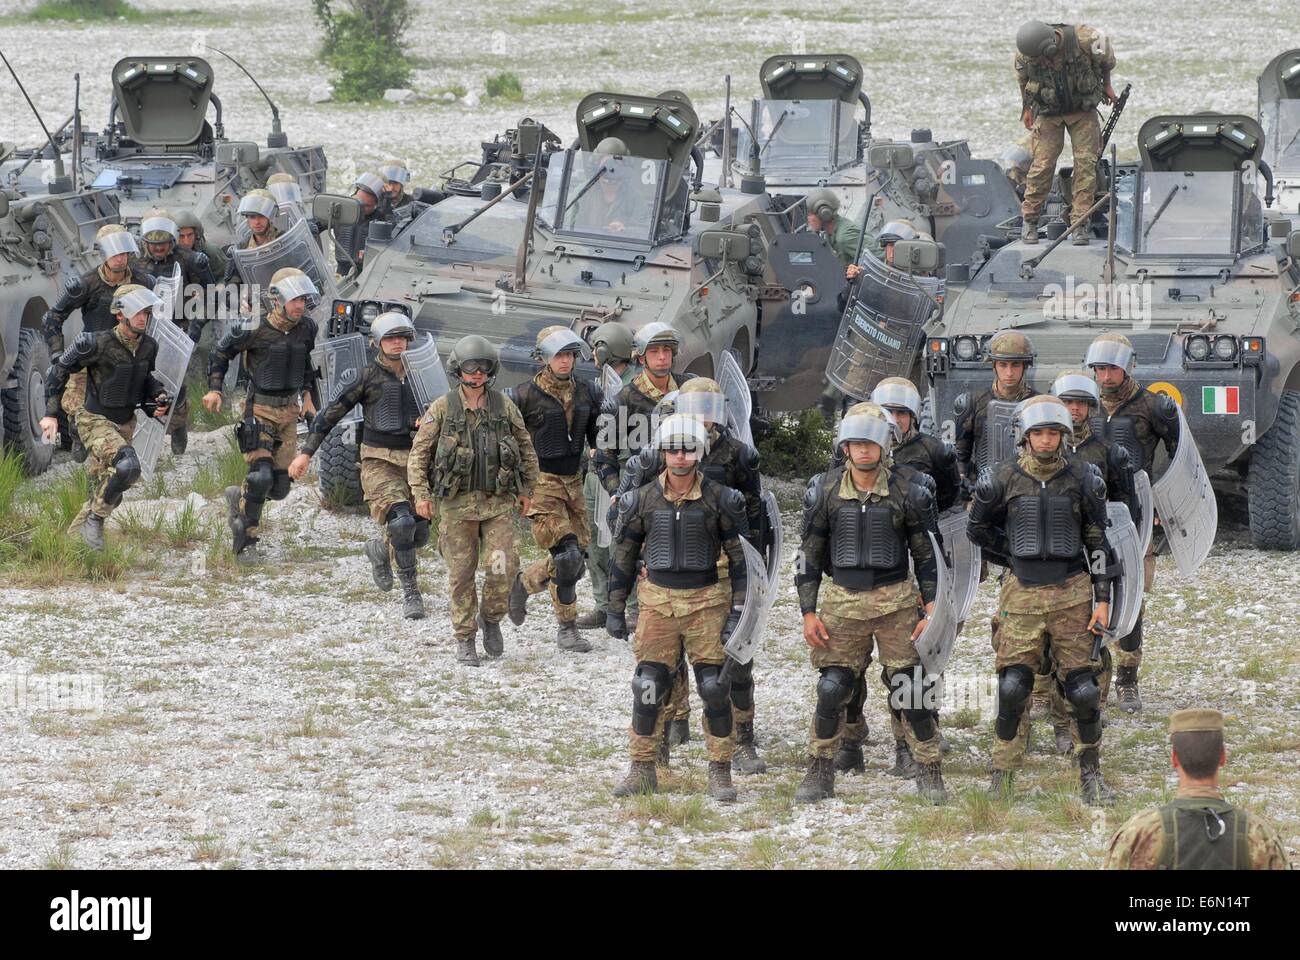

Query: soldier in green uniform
(408, 335), (539, 666)
(1105, 709), (1291, 869)
(39, 285), (171, 548)
(968, 396), (1118, 805)
(290, 312), (428, 619)
(174, 209), (228, 284)
(507, 326), (602, 652)
(794, 402), (946, 804)
(606, 414), (750, 802)
(1087, 332), (1179, 712)
(1014, 20), (1118, 244)
(805, 187), (861, 267)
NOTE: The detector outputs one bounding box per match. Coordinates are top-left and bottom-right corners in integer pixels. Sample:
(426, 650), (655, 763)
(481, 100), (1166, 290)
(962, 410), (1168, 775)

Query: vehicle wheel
(1, 328), (54, 475)
(317, 421), (362, 507)
(1248, 388), (1300, 550)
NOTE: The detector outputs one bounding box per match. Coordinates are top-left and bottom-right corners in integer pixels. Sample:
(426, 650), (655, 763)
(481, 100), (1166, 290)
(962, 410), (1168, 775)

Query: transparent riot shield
(599, 363), (623, 410)
(133, 310), (196, 478)
(718, 348), (753, 447)
(151, 262), (184, 324)
(723, 537), (774, 667)
(761, 489), (782, 598)
(230, 213), (337, 326)
(1134, 469), (1154, 558)
(1100, 500), (1143, 643)
(312, 333), (368, 426)
(401, 332), (451, 411)
(914, 531), (959, 675)
(1151, 405), (1217, 576)
(976, 399), (1020, 472)
(938, 507), (980, 623)
(824, 253), (944, 400)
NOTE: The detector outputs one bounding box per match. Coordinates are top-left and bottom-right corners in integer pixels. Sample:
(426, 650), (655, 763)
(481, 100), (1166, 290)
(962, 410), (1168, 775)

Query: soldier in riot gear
(968, 396), (1118, 805)
(41, 224), (157, 463)
(872, 377), (961, 511)
(1014, 19), (1118, 244)
(408, 335), (539, 666)
(174, 209), (228, 281)
(39, 285), (171, 549)
(290, 312), (428, 619)
(806, 187), (861, 268)
(335, 172), (388, 274)
(1086, 332), (1178, 713)
(203, 267), (320, 562)
(378, 159), (414, 210)
(953, 330), (1039, 486)
(264, 174), (323, 238)
(607, 414), (750, 802)
(794, 402), (945, 803)
(581, 321), (639, 631)
(222, 189), (282, 286)
(506, 326), (602, 652)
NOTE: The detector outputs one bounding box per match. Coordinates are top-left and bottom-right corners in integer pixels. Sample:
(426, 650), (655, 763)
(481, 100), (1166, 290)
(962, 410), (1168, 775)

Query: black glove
(605, 612), (627, 640)
(720, 606), (743, 645)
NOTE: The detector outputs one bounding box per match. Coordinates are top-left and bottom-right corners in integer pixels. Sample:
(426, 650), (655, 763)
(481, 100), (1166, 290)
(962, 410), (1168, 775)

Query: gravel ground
(2, 1), (1297, 869)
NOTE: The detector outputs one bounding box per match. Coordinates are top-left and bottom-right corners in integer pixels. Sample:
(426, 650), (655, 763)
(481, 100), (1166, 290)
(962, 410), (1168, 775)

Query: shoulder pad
(717, 484), (748, 528)
(58, 331), (98, 367)
(952, 391), (971, 418)
(937, 439), (958, 465)
(63, 273), (87, 298)
(904, 473), (938, 518)
(973, 465), (1002, 504)
(736, 442), (760, 472)
(801, 471), (828, 537)
(190, 250), (210, 270)
(804, 471), (826, 507)
(1152, 391), (1180, 426)
(1106, 440), (1131, 472)
(301, 316), (319, 340)
(217, 324), (254, 351)
(617, 487), (640, 518)
(901, 465), (937, 496)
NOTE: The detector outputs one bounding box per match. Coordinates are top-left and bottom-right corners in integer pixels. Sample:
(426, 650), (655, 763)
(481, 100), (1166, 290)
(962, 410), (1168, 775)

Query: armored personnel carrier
(1259, 48), (1300, 219)
(928, 113), (1300, 549)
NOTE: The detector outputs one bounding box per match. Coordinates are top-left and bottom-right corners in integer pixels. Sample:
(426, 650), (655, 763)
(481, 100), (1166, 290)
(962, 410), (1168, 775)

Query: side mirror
(892, 238), (941, 273)
(698, 230), (749, 260)
(867, 143), (915, 170)
(1289, 230), (1300, 260)
(215, 141), (260, 167)
(692, 187), (722, 223)
(0, 194), (9, 220)
(312, 193), (363, 227)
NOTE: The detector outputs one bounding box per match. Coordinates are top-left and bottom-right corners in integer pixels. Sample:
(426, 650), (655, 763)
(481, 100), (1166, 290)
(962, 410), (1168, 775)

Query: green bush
(28, 0), (140, 21)
(313, 0), (413, 102)
(757, 410), (833, 480)
(485, 71), (524, 102)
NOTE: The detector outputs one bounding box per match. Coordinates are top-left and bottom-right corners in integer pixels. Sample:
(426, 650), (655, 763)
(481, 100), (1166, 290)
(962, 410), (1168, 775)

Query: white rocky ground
(1, 1), (1297, 868)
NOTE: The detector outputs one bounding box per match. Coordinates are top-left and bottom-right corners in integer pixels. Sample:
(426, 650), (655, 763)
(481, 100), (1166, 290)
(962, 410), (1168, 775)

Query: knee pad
(386, 503), (417, 551)
(413, 516), (431, 549)
(112, 445), (142, 485)
(693, 663), (733, 738)
(245, 459), (274, 501)
(888, 667), (937, 742)
(630, 661), (673, 736)
(995, 665), (1036, 741)
(814, 666), (857, 740)
(550, 534), (585, 605)
(728, 658), (754, 712)
(1063, 668), (1102, 744)
(1119, 618), (1143, 653)
(270, 469), (291, 501)
(844, 671), (866, 724)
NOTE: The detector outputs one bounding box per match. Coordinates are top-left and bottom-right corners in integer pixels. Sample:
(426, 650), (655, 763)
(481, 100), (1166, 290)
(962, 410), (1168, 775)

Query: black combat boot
(1115, 666), (1142, 713)
(915, 762), (949, 804)
(612, 760), (657, 797)
(707, 760), (737, 802)
(1022, 217), (1040, 244)
(794, 756), (835, 803)
(393, 549), (424, 620)
(886, 739), (918, 779)
(71, 432), (88, 463)
(733, 721), (767, 775)
(456, 636), (480, 667)
(365, 538), (393, 592)
(832, 735), (865, 775)
(170, 425), (188, 455)
(556, 619), (591, 652)
(477, 613), (503, 658)
(1079, 748), (1116, 806)
(667, 717), (690, 746)
(224, 485), (261, 562)
(574, 609), (606, 629)
(79, 513), (106, 550)
(987, 769), (1014, 801)
(506, 572), (528, 625)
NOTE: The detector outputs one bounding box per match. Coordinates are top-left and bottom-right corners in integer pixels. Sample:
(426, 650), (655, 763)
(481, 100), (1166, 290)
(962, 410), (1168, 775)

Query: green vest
(1022, 25), (1106, 116)
(430, 389), (524, 499)
(1156, 797), (1251, 870)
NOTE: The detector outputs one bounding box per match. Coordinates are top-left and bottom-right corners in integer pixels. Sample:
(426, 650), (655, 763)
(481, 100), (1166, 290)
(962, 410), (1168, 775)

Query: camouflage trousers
(60, 370), (88, 420)
(520, 470), (589, 621)
(164, 386), (190, 435)
(238, 402), (301, 538)
(629, 579), (734, 763)
(71, 410), (135, 526)
(807, 606), (938, 764)
(360, 444), (415, 557)
(439, 512), (518, 641)
(668, 566), (752, 725)
(1114, 547), (1156, 670)
(1022, 109), (1102, 222)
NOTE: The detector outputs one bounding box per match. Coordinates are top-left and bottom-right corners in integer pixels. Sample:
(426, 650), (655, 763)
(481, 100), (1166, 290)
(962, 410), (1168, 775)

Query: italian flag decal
(1201, 386), (1239, 415)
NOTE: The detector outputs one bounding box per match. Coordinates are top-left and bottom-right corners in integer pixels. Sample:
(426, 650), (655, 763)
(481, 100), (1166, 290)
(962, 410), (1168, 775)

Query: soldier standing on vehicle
(290, 313), (428, 619)
(203, 268), (320, 562)
(39, 285), (171, 549)
(806, 188), (861, 269)
(1014, 19), (1118, 245)
(1086, 332), (1178, 713)
(506, 326), (602, 653)
(407, 335), (539, 666)
(968, 396), (1118, 805)
(1104, 709), (1291, 869)
(335, 172), (388, 275)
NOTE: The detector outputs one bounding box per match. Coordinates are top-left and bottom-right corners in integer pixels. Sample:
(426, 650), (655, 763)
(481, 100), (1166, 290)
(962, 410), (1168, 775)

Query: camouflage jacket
(1098, 377), (1179, 475)
(42, 261), (157, 354)
(1104, 784), (1291, 870)
(302, 358), (419, 455)
(593, 368), (694, 492)
(1015, 24), (1115, 117)
(46, 325), (165, 425)
(796, 464), (939, 615)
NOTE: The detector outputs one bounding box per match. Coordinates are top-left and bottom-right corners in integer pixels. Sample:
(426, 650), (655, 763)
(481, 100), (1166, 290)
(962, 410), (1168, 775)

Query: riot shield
(595, 483), (613, 548)
(402, 332), (451, 411)
(938, 507), (981, 623)
(234, 203), (304, 249)
(312, 333), (368, 426)
(1134, 469), (1154, 558)
(723, 537), (773, 667)
(151, 262), (184, 324)
(133, 310), (196, 478)
(1101, 500), (1143, 643)
(761, 489), (782, 599)
(599, 363), (623, 410)
(914, 531), (959, 675)
(229, 214), (337, 325)
(718, 348), (754, 447)
(1151, 406), (1217, 576)
(824, 253), (944, 400)
(975, 399), (1019, 472)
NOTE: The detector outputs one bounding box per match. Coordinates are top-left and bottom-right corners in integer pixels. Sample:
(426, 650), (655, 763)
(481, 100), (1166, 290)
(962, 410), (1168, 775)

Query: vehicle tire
(1248, 388), (1300, 550)
(317, 421), (362, 507)
(1, 328), (54, 476)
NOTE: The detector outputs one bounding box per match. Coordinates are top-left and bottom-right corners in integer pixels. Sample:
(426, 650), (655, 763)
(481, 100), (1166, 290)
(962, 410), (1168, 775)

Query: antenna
(0, 47), (71, 193)
(208, 46), (288, 148)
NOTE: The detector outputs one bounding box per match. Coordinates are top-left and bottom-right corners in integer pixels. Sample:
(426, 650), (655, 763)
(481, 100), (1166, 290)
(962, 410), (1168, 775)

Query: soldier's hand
(1104, 83), (1118, 105)
(910, 601), (936, 642)
(202, 390), (223, 414)
(39, 416), (59, 444)
(288, 454), (312, 481)
(517, 495), (531, 515)
(845, 263), (862, 281)
(605, 611), (628, 640)
(1022, 107), (1034, 130)
(1088, 602), (1110, 634)
(301, 395), (317, 419)
(415, 500), (434, 521)
(802, 612), (830, 649)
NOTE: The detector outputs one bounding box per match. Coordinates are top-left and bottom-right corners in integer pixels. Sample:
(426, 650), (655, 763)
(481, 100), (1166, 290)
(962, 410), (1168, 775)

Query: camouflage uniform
(953, 378), (1038, 481)
(408, 385), (539, 644)
(143, 244), (215, 441)
(1015, 24), (1116, 223)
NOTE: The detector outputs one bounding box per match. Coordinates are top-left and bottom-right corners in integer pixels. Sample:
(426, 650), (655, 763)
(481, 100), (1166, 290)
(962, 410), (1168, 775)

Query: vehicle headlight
(359, 302), (381, 329)
(1213, 335), (1237, 361)
(954, 336), (979, 361)
(1185, 335), (1210, 362)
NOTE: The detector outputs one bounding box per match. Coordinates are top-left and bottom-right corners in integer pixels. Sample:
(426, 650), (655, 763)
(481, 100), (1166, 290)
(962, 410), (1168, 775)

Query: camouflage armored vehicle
(1259, 48), (1300, 219)
(927, 113), (1300, 549)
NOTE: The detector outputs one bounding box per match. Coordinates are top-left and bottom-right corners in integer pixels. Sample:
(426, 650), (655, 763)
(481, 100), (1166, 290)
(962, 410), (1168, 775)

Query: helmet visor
(116, 288), (163, 318)
(674, 391), (727, 425)
(654, 415), (710, 456)
(98, 231), (139, 259)
(870, 381), (921, 417)
(268, 181), (303, 206)
(1085, 339), (1134, 371)
(1052, 373), (1099, 404)
(378, 164), (410, 185)
(836, 414), (894, 451)
(140, 216), (178, 242)
(1017, 400), (1072, 436)
(272, 273), (319, 304)
(538, 329), (591, 363)
(238, 195), (278, 219)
